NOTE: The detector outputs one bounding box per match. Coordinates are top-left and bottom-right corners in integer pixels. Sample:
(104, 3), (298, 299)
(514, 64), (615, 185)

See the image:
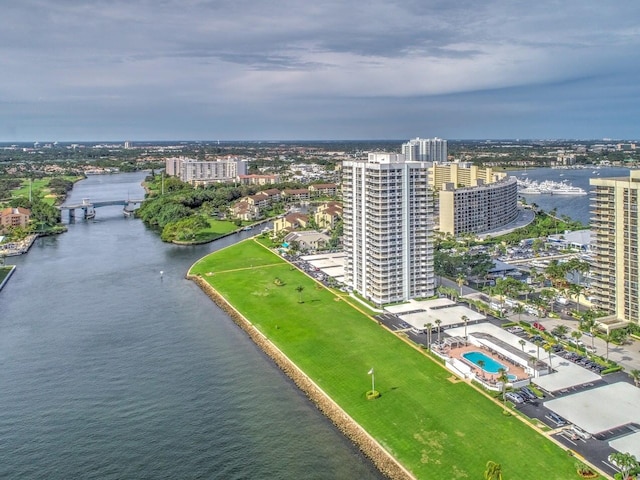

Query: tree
(484, 460), (503, 480)
(604, 333), (614, 361)
(608, 452), (638, 480)
(571, 330), (583, 347)
(462, 315), (469, 344)
(551, 324), (569, 339)
(569, 283), (584, 312)
(296, 285), (305, 303)
(424, 322), (433, 350)
(457, 275), (465, 296)
(477, 360), (486, 379)
(435, 319), (442, 344)
(535, 340), (543, 361)
(519, 339), (526, 352)
(513, 304), (525, 322)
(630, 369), (640, 388)
(544, 343), (554, 370)
(497, 368), (509, 413)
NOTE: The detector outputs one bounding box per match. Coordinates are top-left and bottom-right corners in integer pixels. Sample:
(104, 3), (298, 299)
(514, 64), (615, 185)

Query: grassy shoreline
(188, 239), (592, 479)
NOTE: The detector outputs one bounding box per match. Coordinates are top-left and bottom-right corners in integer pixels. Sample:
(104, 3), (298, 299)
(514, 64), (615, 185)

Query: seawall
(0, 265), (16, 292)
(187, 273), (415, 480)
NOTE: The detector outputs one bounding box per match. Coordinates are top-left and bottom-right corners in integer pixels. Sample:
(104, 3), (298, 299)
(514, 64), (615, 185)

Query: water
(462, 351), (508, 374)
(509, 166), (631, 225)
(0, 173), (383, 480)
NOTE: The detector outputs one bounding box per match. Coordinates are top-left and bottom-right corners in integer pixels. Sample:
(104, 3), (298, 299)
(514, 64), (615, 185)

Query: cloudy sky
(2, 0), (639, 141)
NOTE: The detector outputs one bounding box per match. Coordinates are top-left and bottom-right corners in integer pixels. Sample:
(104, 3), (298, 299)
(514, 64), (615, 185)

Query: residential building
(402, 137), (448, 162)
(308, 183), (338, 197)
(314, 201), (342, 230)
(428, 162), (506, 190)
(165, 156), (248, 185)
(284, 231), (330, 252)
(590, 171), (640, 325)
(237, 174), (279, 185)
(281, 188), (310, 202)
(342, 153), (434, 305)
(438, 177), (519, 236)
(273, 213), (308, 235)
(0, 207), (31, 232)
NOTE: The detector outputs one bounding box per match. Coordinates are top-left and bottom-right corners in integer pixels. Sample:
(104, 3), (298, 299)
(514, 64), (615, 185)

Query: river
(0, 172), (383, 480)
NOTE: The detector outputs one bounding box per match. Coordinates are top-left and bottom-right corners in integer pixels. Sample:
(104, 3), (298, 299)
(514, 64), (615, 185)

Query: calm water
(510, 166), (631, 225)
(0, 173), (382, 480)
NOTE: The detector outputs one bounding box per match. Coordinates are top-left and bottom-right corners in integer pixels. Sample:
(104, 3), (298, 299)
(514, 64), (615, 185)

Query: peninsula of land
(188, 238), (587, 480)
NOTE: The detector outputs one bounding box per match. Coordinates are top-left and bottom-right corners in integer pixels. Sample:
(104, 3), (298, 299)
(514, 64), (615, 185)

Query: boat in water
(516, 178), (587, 195)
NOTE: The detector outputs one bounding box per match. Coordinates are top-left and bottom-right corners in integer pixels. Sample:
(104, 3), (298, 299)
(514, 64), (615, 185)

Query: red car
(533, 322), (546, 331)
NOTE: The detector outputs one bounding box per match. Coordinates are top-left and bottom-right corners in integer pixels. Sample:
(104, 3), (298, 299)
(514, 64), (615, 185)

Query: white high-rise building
(342, 153), (435, 305)
(402, 137), (448, 162)
(165, 156), (248, 185)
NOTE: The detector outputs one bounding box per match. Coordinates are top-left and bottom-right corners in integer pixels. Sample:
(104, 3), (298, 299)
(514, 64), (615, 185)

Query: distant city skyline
(2, 1), (640, 142)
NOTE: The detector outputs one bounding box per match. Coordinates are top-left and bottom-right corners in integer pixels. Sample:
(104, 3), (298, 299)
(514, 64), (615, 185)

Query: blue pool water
(463, 351), (508, 374)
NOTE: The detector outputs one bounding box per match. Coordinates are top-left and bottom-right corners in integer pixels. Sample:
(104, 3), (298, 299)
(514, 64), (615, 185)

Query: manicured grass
(191, 219), (246, 243)
(190, 239), (588, 479)
(0, 266), (12, 283)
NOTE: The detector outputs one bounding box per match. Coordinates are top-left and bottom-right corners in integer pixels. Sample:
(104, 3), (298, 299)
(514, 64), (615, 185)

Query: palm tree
(551, 324), (569, 339)
(604, 333), (614, 361)
(457, 275), (465, 296)
(608, 452), (638, 480)
(477, 359), (486, 379)
(484, 460), (503, 480)
(435, 319), (442, 344)
(544, 343), (554, 370)
(630, 369), (640, 388)
(462, 315), (469, 344)
(569, 283), (584, 312)
(295, 285), (305, 303)
(424, 322), (433, 350)
(497, 368), (509, 412)
(513, 304), (525, 322)
(519, 339), (526, 352)
(571, 330), (583, 348)
(535, 340), (543, 361)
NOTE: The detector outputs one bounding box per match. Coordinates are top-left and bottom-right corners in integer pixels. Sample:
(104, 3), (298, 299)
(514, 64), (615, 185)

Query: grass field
(190, 239), (588, 480)
(0, 266), (13, 284)
(10, 177), (81, 206)
(191, 219), (248, 243)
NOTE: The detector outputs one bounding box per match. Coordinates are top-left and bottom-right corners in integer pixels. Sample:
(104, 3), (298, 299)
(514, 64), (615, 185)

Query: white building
(402, 137), (448, 162)
(165, 157), (248, 185)
(342, 153), (435, 305)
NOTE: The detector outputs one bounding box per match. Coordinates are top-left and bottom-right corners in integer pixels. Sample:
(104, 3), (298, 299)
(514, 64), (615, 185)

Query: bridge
(60, 198), (145, 220)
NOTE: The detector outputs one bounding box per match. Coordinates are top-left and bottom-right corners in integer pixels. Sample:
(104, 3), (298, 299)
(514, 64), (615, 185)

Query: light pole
(368, 368), (375, 394)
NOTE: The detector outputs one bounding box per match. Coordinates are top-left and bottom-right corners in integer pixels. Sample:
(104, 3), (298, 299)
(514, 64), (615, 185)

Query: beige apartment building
(590, 171), (640, 325)
(165, 156), (248, 185)
(431, 163), (518, 236)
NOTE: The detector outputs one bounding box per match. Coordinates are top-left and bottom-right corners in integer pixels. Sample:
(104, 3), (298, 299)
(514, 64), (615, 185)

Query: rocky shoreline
(188, 274), (415, 480)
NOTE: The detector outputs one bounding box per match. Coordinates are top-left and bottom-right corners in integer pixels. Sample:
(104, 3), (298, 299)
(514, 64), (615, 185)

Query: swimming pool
(463, 351), (508, 375)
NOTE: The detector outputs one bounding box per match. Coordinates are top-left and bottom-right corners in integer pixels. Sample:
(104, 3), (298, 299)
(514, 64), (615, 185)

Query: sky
(2, 0), (640, 142)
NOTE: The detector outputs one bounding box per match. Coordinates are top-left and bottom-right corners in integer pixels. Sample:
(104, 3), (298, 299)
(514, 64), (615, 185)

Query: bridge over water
(60, 198), (145, 220)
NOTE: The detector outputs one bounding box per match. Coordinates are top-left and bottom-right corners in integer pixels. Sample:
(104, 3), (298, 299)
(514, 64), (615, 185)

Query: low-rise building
(314, 201), (342, 230)
(273, 213), (308, 235)
(308, 183), (338, 197)
(281, 188), (310, 202)
(237, 174), (280, 185)
(0, 207), (31, 232)
(284, 231), (330, 252)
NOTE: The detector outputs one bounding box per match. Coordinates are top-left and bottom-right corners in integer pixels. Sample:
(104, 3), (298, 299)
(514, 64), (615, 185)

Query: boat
(516, 179), (586, 195)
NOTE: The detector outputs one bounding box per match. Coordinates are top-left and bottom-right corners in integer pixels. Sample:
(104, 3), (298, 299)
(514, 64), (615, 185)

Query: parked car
(546, 412), (566, 426)
(533, 322), (546, 331)
(505, 392), (524, 404)
(571, 425), (592, 440)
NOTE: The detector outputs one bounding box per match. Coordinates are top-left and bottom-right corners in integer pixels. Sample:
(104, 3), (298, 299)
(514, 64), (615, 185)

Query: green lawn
(191, 219), (246, 243)
(190, 240), (588, 480)
(0, 266), (13, 284)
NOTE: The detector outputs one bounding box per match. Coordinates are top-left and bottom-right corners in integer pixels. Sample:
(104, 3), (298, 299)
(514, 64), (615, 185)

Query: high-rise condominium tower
(402, 137), (448, 162)
(342, 153), (434, 305)
(590, 171), (640, 325)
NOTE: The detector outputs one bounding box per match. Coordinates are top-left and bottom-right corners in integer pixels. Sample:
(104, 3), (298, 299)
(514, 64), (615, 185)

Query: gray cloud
(1, 0), (640, 140)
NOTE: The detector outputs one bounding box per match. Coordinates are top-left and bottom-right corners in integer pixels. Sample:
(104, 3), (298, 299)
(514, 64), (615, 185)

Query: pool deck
(447, 343), (528, 383)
